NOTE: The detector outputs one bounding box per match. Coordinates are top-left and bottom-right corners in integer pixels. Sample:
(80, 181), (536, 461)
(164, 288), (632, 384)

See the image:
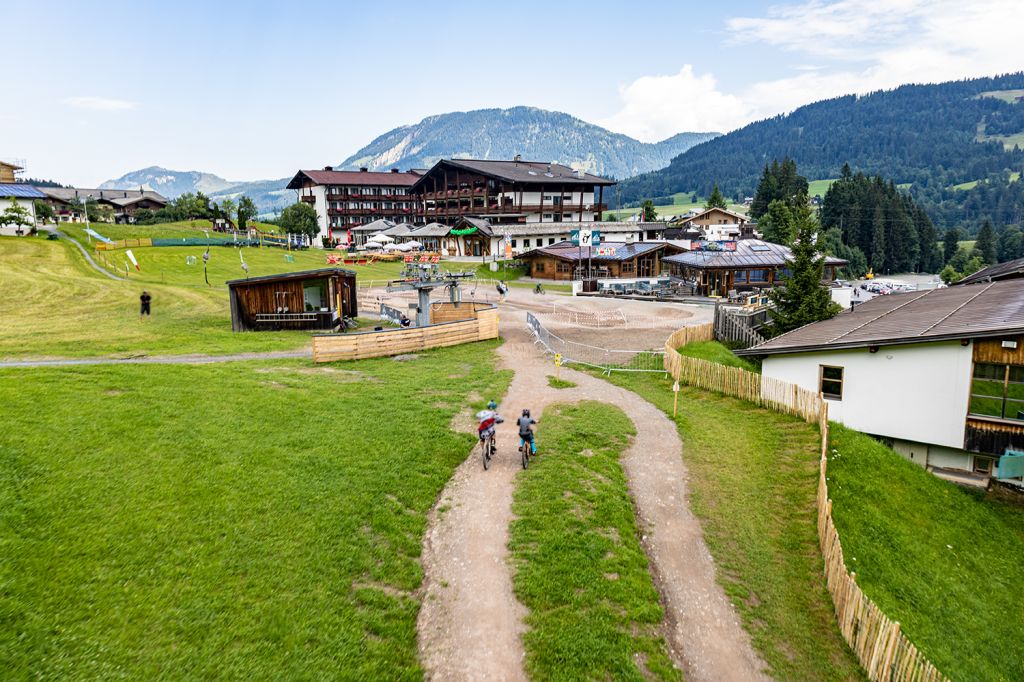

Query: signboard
(554, 353), (563, 367)
(595, 247), (616, 257)
(571, 229), (601, 247)
(685, 240), (737, 252)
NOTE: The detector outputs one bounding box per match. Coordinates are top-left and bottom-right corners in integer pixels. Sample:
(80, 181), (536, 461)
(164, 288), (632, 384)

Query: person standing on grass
(139, 291), (152, 319)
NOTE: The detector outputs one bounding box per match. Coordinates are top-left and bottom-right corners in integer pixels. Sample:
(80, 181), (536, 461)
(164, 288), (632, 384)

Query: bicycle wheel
(521, 442), (529, 470)
(482, 438), (491, 470)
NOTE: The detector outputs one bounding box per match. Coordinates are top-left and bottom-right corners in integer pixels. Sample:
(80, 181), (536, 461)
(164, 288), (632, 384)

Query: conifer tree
(871, 207), (887, 273)
(976, 220), (998, 264)
(704, 184), (728, 210)
(759, 198), (796, 245)
(767, 206), (840, 336)
(943, 227), (961, 265)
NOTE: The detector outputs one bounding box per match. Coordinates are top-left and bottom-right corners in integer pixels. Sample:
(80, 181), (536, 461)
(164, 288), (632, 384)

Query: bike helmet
(522, 408), (530, 417)
(487, 400), (498, 410)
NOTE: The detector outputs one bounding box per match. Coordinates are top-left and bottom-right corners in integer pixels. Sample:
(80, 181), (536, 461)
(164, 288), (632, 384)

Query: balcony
(300, 195), (316, 204)
(964, 416), (1024, 456)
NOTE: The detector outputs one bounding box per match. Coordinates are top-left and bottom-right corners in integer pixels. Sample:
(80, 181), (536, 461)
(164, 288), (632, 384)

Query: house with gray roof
(0, 184), (44, 236)
(38, 187), (168, 224)
(738, 279), (1024, 487)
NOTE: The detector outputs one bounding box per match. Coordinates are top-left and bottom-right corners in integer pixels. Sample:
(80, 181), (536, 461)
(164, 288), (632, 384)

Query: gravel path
(0, 350), (310, 368)
(417, 307), (767, 681)
(58, 230), (126, 281)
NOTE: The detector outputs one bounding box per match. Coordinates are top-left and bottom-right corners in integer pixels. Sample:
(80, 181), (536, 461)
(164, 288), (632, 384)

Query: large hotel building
(287, 158), (614, 244)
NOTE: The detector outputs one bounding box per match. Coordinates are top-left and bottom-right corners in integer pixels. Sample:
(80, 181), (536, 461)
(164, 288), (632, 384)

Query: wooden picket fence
(663, 327), (948, 682)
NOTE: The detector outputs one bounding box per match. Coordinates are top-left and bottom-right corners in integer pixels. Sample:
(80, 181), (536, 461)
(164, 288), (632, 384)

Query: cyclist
(477, 400), (502, 455)
(517, 408), (538, 455)
(534, 282), (545, 295)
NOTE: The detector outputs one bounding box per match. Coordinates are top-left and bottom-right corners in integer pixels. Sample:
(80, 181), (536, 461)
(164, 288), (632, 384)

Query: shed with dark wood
(227, 267), (357, 332)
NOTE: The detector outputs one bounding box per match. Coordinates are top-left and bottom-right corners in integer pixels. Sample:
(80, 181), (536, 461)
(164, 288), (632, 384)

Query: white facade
(0, 197), (38, 236)
(761, 341), (974, 449)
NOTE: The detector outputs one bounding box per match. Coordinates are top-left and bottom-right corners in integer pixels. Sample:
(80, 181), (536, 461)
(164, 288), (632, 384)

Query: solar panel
(750, 244), (772, 252)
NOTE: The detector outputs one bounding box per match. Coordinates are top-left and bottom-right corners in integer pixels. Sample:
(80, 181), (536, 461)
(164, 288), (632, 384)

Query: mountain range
(617, 73), (1024, 232)
(338, 107), (717, 179)
(99, 107), (719, 214)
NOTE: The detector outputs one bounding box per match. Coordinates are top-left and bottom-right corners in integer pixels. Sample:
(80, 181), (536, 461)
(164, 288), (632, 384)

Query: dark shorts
(140, 303), (151, 315)
(519, 432), (534, 443)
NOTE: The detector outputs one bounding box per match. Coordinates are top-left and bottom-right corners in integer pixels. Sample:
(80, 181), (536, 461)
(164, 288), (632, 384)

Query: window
(969, 363), (1024, 422)
(548, 238), (555, 245)
(534, 262), (546, 274)
(511, 239), (517, 248)
(621, 261), (635, 274)
(523, 239), (531, 248)
(819, 365), (844, 400)
(748, 269), (769, 282)
(556, 261), (571, 273)
(973, 456), (994, 475)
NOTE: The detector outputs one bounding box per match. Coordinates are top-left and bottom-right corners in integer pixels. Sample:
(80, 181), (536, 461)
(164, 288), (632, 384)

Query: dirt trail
(417, 307), (767, 681)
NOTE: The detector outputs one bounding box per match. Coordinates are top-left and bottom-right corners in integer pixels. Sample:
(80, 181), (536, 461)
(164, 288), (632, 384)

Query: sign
(687, 240), (737, 252)
(554, 353), (563, 367)
(571, 229), (601, 247)
(672, 381), (680, 393)
(504, 242), (513, 259)
(503, 231), (512, 244)
(595, 247), (616, 257)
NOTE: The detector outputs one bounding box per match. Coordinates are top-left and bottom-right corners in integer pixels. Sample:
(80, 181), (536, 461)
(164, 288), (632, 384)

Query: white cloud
(600, 0), (1024, 138)
(64, 96), (138, 111)
(596, 65), (751, 142)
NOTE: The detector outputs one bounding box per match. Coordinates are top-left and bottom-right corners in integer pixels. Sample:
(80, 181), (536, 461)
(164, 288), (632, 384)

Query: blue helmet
(488, 400), (498, 410)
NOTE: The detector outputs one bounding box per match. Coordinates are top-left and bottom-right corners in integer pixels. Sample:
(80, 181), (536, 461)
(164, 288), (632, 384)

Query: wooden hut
(227, 267), (357, 331)
(516, 241), (669, 281)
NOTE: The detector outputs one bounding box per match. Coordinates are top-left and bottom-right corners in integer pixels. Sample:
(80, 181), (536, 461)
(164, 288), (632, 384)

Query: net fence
(526, 312), (666, 374)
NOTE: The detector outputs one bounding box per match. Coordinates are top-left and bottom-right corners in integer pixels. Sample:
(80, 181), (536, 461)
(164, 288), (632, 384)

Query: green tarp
(997, 451), (1024, 479)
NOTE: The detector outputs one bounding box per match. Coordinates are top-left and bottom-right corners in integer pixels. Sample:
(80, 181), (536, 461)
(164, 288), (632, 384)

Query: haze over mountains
(99, 107), (719, 214)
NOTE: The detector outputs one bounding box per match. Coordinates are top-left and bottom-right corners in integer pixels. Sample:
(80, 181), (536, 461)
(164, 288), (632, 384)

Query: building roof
(955, 257), (1024, 285)
(0, 184), (46, 199)
(382, 222), (417, 236)
(677, 207), (752, 224)
(518, 241), (666, 263)
(39, 187), (168, 206)
(350, 218), (397, 233)
(407, 222), (451, 237)
(226, 267), (356, 287)
(286, 168), (420, 189)
(411, 159), (615, 192)
(738, 279), (1024, 356)
(663, 239), (847, 270)
(496, 221), (662, 237)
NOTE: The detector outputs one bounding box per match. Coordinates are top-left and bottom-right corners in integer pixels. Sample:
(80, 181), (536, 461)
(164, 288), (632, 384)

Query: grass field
(0, 341), (511, 678)
(605, 194), (748, 221)
(0, 237), (320, 359)
(677, 340), (761, 372)
(827, 425), (1024, 681)
(977, 89), (1024, 104)
(952, 171), (1021, 191)
(509, 402), (680, 681)
(807, 178), (837, 197)
(597, 371), (864, 680)
(60, 220), (282, 243)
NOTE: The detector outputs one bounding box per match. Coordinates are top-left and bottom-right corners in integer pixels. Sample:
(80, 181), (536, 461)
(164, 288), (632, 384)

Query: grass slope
(0, 237), (316, 359)
(677, 341), (760, 373)
(827, 425), (1024, 681)
(509, 402), (680, 681)
(605, 194), (748, 220)
(60, 220), (281, 242)
(596, 372), (863, 680)
(0, 341), (511, 678)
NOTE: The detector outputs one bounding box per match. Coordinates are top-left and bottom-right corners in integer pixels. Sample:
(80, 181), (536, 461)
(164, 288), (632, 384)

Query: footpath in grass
(600, 371), (863, 680)
(508, 401), (680, 681)
(0, 341), (511, 678)
(828, 425), (1024, 681)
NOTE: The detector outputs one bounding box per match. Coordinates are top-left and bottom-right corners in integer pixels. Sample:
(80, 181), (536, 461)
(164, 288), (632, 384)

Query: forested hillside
(619, 74), (1024, 232)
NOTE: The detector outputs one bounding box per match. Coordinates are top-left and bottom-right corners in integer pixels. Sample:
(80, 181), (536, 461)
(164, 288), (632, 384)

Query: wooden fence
(713, 305), (767, 349)
(95, 237), (153, 250)
(663, 328), (948, 682)
(312, 306), (498, 362)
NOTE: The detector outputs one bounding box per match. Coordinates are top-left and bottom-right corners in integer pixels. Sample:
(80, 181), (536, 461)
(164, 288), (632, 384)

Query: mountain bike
(520, 437), (531, 469)
(480, 432), (495, 470)
(534, 283), (545, 295)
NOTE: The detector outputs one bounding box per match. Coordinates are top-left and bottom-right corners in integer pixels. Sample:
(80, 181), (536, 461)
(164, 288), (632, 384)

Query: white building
(0, 184), (42, 236)
(738, 280), (1024, 487)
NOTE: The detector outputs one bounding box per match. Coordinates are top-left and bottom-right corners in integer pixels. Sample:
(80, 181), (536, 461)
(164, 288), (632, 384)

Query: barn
(227, 267), (358, 331)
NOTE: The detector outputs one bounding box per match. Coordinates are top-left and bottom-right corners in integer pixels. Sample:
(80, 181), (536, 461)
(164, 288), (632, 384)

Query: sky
(3, 0), (1023, 187)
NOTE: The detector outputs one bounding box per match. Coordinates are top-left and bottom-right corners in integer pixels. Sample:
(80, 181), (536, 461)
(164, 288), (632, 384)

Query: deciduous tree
(238, 196), (258, 230)
(280, 202), (319, 238)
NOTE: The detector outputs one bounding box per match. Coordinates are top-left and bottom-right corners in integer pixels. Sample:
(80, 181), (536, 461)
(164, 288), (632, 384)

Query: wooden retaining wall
(429, 301), (492, 324)
(663, 327), (948, 682)
(312, 306), (498, 362)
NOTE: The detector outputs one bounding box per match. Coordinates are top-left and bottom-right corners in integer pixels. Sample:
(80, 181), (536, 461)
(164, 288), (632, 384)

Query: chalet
(955, 256), (1024, 286)
(738, 280), (1024, 488)
(517, 241), (670, 280)
(0, 184), (43, 236)
(672, 207), (756, 240)
(662, 239), (846, 297)
(227, 267), (358, 332)
(286, 167), (421, 243)
(410, 158), (615, 225)
(38, 187), (168, 224)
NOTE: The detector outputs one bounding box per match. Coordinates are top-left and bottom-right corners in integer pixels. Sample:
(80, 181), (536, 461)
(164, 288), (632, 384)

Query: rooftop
(663, 239), (847, 269)
(518, 240), (666, 262)
(738, 278), (1024, 356)
(39, 187), (168, 206)
(226, 267), (356, 287)
(286, 168), (420, 189)
(0, 184), (46, 199)
(956, 256), (1024, 285)
(412, 159), (615, 191)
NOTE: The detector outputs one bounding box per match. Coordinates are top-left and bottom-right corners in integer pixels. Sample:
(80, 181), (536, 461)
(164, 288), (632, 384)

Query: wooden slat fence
(663, 327), (948, 682)
(312, 306), (498, 362)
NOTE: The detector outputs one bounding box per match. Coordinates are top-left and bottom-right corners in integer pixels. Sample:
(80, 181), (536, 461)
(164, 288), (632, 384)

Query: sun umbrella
(372, 233), (395, 242)
(405, 240), (423, 249)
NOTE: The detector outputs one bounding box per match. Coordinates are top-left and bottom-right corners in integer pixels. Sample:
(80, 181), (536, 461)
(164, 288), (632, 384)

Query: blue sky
(3, 0), (1021, 186)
